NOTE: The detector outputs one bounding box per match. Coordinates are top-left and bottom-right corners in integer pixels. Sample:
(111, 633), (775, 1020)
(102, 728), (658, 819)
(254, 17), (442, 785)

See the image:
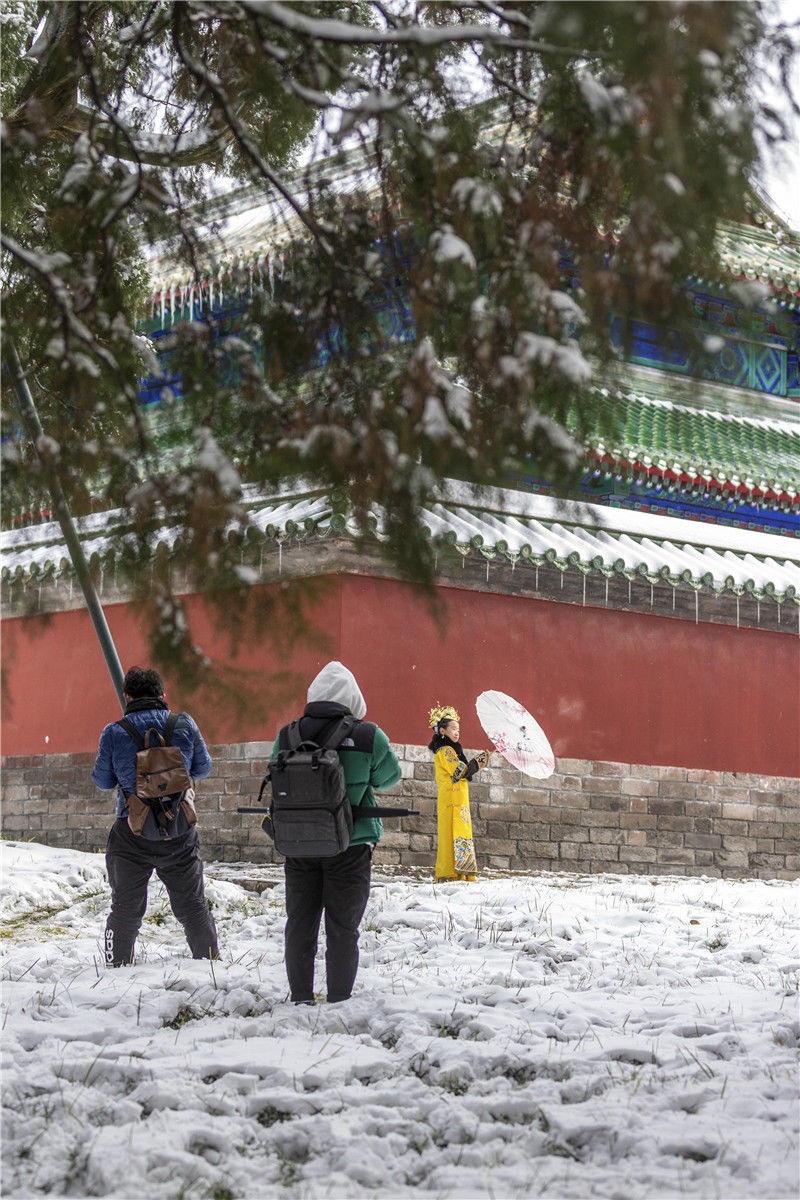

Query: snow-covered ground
(1, 840), (798, 1200)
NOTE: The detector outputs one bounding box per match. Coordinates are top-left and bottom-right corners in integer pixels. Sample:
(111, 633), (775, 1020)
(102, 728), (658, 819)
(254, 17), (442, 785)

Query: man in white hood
(271, 661), (401, 1003)
(305, 660), (368, 718)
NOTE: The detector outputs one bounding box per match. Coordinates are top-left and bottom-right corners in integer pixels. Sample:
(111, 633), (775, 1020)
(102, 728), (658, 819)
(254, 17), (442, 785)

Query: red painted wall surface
(2, 575), (798, 776)
(337, 576), (800, 776)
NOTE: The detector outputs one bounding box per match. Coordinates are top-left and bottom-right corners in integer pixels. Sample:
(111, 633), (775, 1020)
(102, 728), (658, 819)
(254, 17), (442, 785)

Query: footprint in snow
(596, 1041), (662, 1065)
(670, 1022), (721, 1038)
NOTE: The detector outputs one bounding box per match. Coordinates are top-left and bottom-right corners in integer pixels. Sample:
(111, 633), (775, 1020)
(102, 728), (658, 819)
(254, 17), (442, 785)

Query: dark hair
(428, 720), (456, 753)
(123, 666), (164, 699)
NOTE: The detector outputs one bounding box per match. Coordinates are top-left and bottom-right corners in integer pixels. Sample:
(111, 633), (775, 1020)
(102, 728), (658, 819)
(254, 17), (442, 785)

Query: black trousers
(105, 819), (219, 966)
(284, 843), (372, 1002)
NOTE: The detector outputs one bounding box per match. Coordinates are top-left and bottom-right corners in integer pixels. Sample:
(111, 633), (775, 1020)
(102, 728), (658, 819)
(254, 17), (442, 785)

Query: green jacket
(271, 701), (401, 846)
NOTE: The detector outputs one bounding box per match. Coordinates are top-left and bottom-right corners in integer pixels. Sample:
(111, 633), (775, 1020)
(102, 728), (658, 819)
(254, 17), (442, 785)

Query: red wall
(337, 577), (800, 776)
(2, 575), (798, 776)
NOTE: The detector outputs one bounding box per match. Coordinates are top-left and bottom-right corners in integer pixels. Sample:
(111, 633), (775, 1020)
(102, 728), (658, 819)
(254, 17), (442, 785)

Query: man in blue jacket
(92, 666), (218, 966)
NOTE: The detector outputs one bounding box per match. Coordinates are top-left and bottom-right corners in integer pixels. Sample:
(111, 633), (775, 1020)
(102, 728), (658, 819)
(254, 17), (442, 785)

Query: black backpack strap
(283, 714), (356, 756)
(318, 714), (357, 750)
(117, 718), (145, 750)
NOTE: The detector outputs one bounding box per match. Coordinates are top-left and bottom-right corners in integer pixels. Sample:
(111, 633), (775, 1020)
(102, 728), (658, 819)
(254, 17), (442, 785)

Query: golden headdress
(429, 703), (459, 729)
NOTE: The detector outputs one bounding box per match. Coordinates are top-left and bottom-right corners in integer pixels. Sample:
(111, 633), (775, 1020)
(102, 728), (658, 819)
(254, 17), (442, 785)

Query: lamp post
(4, 341), (126, 710)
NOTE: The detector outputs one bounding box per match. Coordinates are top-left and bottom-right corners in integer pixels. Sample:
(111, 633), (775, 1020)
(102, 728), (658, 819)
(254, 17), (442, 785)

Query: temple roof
(3, 479), (797, 606)
(584, 376), (800, 506)
(715, 218), (800, 296)
(146, 214), (800, 306)
(143, 140), (800, 306)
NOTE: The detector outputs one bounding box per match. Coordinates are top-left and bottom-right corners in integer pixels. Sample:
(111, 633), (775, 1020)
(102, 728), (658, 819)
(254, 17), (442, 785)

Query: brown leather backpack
(117, 714), (196, 838)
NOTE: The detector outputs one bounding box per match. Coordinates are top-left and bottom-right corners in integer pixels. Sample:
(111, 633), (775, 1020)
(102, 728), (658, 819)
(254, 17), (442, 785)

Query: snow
(193, 428), (243, 498)
(429, 227), (477, 271)
(514, 331), (592, 387)
(1, 839), (798, 1199)
(451, 178), (503, 218)
(4, 477), (799, 602)
(438, 479), (800, 562)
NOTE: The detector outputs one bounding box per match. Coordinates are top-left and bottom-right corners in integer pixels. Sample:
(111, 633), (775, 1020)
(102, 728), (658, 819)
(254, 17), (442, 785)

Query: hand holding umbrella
(476, 690), (555, 780)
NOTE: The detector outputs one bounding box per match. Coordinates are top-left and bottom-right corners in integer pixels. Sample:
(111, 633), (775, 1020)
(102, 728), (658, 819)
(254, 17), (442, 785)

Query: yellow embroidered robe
(434, 745), (477, 881)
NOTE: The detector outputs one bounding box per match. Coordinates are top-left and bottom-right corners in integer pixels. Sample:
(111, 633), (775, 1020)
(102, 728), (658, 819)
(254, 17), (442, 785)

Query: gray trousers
(105, 818), (218, 965)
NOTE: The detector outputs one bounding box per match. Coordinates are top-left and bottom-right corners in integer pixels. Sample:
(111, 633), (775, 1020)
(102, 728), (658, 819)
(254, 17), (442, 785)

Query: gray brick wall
(2, 746), (798, 879)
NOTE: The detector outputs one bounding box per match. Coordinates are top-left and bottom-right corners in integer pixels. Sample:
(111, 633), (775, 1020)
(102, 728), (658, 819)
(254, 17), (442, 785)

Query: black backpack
(117, 713), (196, 839)
(261, 715), (357, 857)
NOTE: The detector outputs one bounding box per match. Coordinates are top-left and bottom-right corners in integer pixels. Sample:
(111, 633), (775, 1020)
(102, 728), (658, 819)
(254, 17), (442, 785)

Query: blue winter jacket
(92, 705), (212, 840)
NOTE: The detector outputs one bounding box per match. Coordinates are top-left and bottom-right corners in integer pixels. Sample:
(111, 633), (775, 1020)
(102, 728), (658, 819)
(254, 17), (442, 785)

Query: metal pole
(4, 340), (126, 709)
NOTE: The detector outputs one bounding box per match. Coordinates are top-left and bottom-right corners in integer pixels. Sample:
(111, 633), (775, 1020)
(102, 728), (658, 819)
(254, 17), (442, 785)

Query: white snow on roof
(3, 480), (798, 601)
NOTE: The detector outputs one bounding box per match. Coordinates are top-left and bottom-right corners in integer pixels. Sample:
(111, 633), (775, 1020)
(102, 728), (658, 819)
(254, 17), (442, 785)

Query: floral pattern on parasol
(475, 690), (555, 779)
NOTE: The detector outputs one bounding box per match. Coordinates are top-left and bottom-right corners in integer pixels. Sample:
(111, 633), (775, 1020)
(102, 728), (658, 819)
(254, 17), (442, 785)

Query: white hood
(306, 661), (366, 719)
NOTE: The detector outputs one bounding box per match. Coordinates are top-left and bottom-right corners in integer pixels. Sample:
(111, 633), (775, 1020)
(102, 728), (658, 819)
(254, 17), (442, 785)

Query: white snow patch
(429, 226), (476, 270)
(0, 840), (797, 1198)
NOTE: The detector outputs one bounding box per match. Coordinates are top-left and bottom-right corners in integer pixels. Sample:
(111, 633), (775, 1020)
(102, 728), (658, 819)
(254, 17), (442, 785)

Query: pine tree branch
(169, 4), (336, 256)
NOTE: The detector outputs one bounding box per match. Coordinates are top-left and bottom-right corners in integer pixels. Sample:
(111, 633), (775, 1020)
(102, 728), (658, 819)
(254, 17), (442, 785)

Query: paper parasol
(475, 690), (555, 779)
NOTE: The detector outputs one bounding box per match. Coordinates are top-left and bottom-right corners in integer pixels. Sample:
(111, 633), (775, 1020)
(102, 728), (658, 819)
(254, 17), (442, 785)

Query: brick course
(1, 747), (797, 879)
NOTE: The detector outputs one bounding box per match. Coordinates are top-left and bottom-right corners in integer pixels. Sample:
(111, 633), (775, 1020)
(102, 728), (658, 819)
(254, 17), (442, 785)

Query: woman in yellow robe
(428, 705), (488, 882)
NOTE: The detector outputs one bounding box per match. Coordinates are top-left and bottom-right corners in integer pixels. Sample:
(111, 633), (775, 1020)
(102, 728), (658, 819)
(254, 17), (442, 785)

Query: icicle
(672, 588), (675, 611)
(695, 591), (698, 624)
(486, 560), (489, 583)
(628, 580), (631, 605)
(560, 572), (564, 589)
(757, 599), (760, 625)
(736, 596), (740, 628)
(160, 290), (165, 326)
(170, 284), (176, 326)
(650, 584), (653, 608)
(582, 576), (586, 606)
(278, 542), (282, 574)
(605, 578), (609, 606)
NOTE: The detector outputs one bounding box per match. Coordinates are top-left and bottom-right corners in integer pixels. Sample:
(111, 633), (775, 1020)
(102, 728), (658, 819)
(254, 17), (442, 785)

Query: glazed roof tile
(143, 129), (800, 303)
(586, 379), (800, 500)
(3, 480), (797, 605)
(715, 219), (800, 294)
